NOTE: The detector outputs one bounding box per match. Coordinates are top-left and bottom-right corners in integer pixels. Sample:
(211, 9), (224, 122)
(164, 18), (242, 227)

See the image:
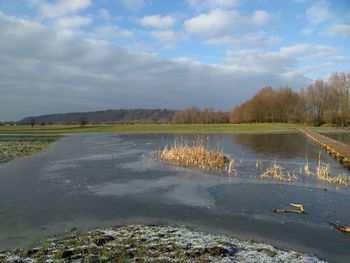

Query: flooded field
(322, 132), (350, 145)
(0, 133), (349, 262)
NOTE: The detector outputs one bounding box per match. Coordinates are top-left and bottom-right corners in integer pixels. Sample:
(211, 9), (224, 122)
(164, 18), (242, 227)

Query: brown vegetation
(230, 87), (303, 124)
(229, 72), (350, 126)
(260, 162), (299, 182)
(157, 137), (233, 172)
(173, 107), (229, 124)
(315, 154), (349, 186)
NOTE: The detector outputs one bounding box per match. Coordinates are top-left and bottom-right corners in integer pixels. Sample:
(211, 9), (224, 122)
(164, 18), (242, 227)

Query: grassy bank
(0, 225), (323, 263)
(0, 123), (309, 134)
(0, 135), (60, 164)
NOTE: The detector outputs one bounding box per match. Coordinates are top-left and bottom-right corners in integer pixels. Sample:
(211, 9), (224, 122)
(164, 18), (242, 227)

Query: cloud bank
(0, 13), (311, 121)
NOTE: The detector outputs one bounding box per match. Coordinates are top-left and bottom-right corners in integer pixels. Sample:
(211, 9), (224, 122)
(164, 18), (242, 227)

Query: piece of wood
(273, 209), (304, 214)
(273, 203), (305, 214)
(290, 203), (305, 213)
(329, 221), (350, 234)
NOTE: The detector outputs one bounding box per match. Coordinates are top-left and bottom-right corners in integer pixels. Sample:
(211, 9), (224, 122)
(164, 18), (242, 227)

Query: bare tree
(77, 116), (88, 126)
(27, 117), (36, 127)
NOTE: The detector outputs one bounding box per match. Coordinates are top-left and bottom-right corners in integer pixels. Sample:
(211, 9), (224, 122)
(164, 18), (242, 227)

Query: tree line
(172, 107), (229, 124)
(8, 72), (349, 127)
(230, 72), (350, 126)
(17, 109), (175, 126)
(173, 72), (350, 127)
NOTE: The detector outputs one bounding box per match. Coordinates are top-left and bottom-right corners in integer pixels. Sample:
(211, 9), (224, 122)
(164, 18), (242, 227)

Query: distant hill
(17, 109), (176, 125)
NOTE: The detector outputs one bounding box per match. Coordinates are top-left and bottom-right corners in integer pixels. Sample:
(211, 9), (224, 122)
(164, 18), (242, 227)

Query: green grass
(0, 135), (60, 163)
(0, 123), (308, 134)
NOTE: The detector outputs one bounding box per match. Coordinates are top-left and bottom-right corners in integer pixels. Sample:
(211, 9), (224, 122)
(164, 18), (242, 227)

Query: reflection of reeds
(316, 153), (349, 186)
(260, 162), (298, 182)
(228, 159), (235, 175)
(158, 136), (233, 173)
(239, 152), (244, 165)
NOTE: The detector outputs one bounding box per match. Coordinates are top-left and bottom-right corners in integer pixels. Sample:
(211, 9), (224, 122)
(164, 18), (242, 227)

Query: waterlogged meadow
(0, 135), (60, 164)
(153, 134), (350, 187)
(0, 132), (350, 262)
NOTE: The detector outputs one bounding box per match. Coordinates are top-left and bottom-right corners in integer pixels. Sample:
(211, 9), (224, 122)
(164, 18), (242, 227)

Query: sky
(0, 0), (349, 121)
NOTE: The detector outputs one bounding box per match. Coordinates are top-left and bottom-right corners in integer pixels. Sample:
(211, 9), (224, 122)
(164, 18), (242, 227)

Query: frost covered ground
(0, 225), (325, 263)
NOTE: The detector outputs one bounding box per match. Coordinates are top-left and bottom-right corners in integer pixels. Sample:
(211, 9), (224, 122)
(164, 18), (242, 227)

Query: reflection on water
(322, 132), (350, 145)
(230, 133), (307, 159)
(0, 133), (349, 262)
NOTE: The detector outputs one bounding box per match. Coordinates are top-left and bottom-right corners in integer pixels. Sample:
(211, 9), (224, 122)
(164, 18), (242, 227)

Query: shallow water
(0, 133), (349, 262)
(322, 132), (350, 145)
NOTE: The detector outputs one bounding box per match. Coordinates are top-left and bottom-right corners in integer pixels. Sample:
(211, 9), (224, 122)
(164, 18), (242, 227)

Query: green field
(0, 123), (311, 134)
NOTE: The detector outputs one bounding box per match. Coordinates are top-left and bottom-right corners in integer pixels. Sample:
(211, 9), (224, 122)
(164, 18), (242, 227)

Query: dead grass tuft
(316, 153), (349, 186)
(260, 162), (299, 182)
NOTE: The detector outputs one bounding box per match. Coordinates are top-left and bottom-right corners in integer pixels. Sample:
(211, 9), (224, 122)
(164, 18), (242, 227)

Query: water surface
(321, 132), (350, 145)
(0, 133), (349, 262)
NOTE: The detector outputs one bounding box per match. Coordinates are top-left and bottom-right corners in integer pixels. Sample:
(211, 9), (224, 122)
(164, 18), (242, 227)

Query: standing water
(0, 132), (349, 262)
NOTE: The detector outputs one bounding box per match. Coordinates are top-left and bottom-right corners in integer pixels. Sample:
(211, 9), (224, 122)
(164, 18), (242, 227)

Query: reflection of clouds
(43, 162), (80, 173)
(89, 175), (227, 207)
(43, 150), (144, 173)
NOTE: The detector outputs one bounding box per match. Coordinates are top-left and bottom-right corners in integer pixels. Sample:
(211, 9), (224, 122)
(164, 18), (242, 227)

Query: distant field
(0, 123), (311, 134)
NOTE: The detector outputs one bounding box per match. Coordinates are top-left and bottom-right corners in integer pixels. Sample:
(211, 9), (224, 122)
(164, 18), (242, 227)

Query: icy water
(0, 133), (350, 262)
(322, 132), (350, 145)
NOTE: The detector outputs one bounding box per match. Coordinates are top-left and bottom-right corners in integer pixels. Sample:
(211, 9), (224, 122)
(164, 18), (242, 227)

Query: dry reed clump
(260, 162), (299, 182)
(316, 155), (349, 186)
(158, 137), (234, 173)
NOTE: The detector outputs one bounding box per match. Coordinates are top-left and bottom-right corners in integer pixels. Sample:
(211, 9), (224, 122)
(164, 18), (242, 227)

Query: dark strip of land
(299, 128), (350, 167)
(0, 123), (306, 134)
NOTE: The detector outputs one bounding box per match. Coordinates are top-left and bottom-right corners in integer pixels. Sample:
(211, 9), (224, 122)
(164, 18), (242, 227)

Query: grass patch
(0, 135), (60, 164)
(0, 123), (306, 135)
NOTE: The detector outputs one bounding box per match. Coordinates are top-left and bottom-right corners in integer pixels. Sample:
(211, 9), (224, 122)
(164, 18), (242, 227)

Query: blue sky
(0, 0), (349, 120)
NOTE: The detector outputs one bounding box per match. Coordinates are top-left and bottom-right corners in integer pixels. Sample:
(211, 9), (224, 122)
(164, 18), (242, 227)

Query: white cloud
(94, 25), (134, 38)
(305, 0), (333, 25)
(0, 13), (313, 120)
(184, 9), (240, 37)
(187, 0), (239, 10)
(252, 10), (271, 26)
(301, 26), (313, 35)
(224, 44), (347, 76)
(55, 15), (92, 29)
(119, 0), (147, 11)
(184, 9), (272, 38)
(323, 24), (350, 37)
(99, 9), (111, 20)
(35, 0), (92, 18)
(138, 15), (175, 29)
(149, 30), (185, 42)
(204, 32), (280, 48)
(279, 44), (311, 56)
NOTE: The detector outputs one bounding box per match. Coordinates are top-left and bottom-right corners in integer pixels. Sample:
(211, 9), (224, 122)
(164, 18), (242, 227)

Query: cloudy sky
(0, 0), (349, 121)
